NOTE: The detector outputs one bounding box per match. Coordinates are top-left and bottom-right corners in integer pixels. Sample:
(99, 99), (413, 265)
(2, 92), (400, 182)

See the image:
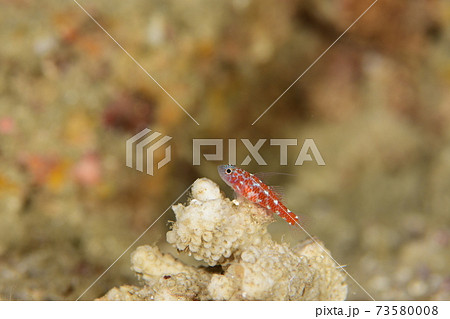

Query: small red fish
(218, 165), (300, 226)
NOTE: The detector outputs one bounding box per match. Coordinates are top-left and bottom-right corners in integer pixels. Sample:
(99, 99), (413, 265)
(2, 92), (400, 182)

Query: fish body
(218, 164), (300, 226)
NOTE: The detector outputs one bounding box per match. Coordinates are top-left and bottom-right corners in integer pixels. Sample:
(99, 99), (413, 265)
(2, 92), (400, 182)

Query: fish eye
(225, 168), (232, 174)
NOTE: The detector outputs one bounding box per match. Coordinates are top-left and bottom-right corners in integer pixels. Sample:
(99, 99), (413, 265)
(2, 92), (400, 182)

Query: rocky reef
(99, 178), (347, 301)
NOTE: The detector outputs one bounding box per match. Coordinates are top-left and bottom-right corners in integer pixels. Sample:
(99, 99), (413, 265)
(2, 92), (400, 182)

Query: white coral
(99, 178), (347, 301)
(166, 178), (273, 266)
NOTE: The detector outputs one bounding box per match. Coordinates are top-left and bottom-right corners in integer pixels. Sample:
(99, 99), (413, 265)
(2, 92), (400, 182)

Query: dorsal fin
(268, 185), (285, 200)
(254, 172), (295, 180)
(254, 172), (294, 200)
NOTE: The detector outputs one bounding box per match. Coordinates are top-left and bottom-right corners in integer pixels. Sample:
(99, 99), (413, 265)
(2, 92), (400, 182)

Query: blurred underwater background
(0, 0), (449, 300)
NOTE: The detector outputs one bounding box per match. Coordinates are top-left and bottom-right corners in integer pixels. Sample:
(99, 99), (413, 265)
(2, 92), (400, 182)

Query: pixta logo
(126, 128), (172, 175)
(193, 139), (325, 166)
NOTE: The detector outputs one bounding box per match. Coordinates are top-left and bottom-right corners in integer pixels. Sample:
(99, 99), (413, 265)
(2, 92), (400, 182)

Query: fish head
(217, 164), (239, 187)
